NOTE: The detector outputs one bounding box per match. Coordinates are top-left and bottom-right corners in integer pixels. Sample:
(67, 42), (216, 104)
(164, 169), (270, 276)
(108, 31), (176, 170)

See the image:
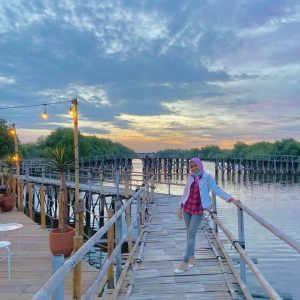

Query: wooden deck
(0, 209), (97, 300)
(115, 194), (238, 300)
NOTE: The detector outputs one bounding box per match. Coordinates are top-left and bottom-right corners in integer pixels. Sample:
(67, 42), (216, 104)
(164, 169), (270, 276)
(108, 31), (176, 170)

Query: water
(151, 160), (300, 299)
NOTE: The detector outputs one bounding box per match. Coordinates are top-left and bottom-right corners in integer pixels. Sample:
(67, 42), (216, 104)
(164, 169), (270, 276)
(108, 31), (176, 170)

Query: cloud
(1, 1), (300, 151)
(38, 83), (111, 107)
(0, 75), (15, 85)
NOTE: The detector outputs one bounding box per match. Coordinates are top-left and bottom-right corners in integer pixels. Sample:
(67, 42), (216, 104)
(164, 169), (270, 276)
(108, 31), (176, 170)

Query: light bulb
(42, 104), (48, 119)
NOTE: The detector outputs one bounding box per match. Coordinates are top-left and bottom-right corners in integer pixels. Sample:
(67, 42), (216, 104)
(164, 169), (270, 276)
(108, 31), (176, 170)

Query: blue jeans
(183, 211), (203, 263)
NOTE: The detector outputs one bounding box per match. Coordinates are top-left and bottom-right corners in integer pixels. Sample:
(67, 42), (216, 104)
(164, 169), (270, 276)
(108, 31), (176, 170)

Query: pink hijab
(189, 157), (205, 176)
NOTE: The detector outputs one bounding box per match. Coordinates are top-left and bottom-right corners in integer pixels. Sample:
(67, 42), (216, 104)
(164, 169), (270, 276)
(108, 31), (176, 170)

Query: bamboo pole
(124, 170), (129, 199)
(85, 215), (139, 299)
(125, 198), (132, 252)
(203, 219), (253, 300)
(12, 177), (17, 195)
(107, 209), (115, 289)
(211, 228), (253, 300)
(18, 179), (23, 210)
(73, 235), (83, 299)
(99, 168), (104, 194)
(110, 228), (145, 300)
(72, 98), (83, 300)
(125, 162), (132, 252)
(124, 200), (155, 300)
(28, 182), (33, 219)
(40, 186), (46, 229)
(212, 213), (281, 299)
(12, 123), (20, 198)
(236, 202), (300, 253)
(141, 188), (146, 225)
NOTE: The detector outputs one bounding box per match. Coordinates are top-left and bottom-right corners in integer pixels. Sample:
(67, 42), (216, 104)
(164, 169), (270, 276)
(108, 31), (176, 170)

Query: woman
(175, 157), (240, 273)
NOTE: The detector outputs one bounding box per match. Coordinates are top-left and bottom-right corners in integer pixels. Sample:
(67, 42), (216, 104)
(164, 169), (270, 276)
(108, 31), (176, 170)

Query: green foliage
(46, 146), (73, 173)
(272, 138), (300, 156)
(21, 127), (135, 158)
(0, 119), (15, 157)
(155, 139), (300, 157)
(45, 145), (72, 232)
(1, 153), (16, 194)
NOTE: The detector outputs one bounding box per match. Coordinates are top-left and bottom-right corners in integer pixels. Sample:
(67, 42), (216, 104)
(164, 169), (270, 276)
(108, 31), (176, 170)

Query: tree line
(1, 118), (300, 159)
(0, 118), (134, 159)
(155, 139), (300, 158)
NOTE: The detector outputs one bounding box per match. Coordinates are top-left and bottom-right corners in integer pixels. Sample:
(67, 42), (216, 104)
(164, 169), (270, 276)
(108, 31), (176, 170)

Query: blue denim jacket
(179, 172), (232, 209)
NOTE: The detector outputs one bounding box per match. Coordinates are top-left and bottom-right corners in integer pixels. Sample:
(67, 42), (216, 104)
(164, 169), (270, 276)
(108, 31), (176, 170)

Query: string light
(0, 99), (77, 121)
(41, 104), (48, 119)
(9, 127), (15, 135)
(69, 106), (73, 117)
(0, 100), (72, 110)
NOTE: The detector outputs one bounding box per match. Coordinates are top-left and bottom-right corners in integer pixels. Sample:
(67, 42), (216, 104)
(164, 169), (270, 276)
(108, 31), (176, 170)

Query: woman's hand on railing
(176, 207), (183, 220)
(228, 197), (241, 205)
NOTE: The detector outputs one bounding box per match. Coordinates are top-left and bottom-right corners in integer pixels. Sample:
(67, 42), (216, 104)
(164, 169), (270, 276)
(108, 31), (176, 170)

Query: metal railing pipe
(235, 202), (300, 253)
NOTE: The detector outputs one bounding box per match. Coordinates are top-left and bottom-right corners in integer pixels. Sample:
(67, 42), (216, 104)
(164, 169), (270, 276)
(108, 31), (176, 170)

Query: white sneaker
(174, 262), (188, 274)
(188, 256), (194, 268)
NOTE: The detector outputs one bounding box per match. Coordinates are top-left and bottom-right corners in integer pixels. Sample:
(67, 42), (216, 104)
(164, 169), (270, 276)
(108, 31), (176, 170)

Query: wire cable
(0, 99), (72, 110)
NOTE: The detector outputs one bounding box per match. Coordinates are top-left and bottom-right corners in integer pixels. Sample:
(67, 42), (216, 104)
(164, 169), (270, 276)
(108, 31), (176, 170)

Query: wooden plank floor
(115, 194), (237, 300)
(0, 209), (97, 299)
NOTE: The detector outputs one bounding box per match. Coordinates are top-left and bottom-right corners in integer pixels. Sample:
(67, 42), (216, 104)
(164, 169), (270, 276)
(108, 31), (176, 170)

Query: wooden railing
(32, 175), (155, 300)
(210, 193), (300, 300)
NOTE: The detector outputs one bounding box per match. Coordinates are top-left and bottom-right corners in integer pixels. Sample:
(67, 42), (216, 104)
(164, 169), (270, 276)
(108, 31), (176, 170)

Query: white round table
(0, 223), (23, 257)
(0, 223), (23, 232)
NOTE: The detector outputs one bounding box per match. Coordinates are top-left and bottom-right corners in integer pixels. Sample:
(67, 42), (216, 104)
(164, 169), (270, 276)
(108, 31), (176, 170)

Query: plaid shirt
(182, 176), (203, 215)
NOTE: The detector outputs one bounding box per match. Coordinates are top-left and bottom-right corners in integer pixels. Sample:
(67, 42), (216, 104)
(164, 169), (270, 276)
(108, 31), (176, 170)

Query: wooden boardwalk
(115, 194), (238, 300)
(0, 209), (97, 300)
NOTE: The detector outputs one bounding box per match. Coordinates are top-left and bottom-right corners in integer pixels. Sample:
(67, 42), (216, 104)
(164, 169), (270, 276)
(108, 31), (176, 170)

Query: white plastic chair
(0, 241), (11, 280)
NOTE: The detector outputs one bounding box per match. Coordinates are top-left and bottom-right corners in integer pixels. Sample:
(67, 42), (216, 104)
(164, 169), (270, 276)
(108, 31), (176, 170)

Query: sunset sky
(0, 1), (300, 152)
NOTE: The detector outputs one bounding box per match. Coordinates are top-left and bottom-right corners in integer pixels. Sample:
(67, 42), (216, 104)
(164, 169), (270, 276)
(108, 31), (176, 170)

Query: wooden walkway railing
(2, 168), (300, 299)
(110, 194), (238, 300)
(32, 176), (156, 300)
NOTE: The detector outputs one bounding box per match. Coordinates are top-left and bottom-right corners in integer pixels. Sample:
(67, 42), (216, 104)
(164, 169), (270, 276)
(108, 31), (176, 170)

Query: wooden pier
(0, 209), (97, 300)
(113, 194), (237, 300)
(1, 168), (299, 299)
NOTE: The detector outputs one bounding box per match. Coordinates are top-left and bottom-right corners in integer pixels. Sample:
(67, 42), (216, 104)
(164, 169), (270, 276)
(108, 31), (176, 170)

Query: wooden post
(107, 209), (115, 289)
(12, 123), (20, 198)
(72, 98), (83, 300)
(125, 170), (132, 251)
(237, 206), (246, 283)
(99, 195), (105, 228)
(113, 169), (122, 280)
(73, 235), (83, 299)
(86, 171), (92, 235)
(136, 193), (141, 236)
(18, 179), (23, 210)
(114, 196), (122, 280)
(141, 189), (146, 225)
(124, 169), (129, 199)
(40, 186), (46, 229)
(212, 192), (218, 234)
(12, 177), (17, 196)
(99, 168), (104, 194)
(150, 180), (155, 203)
(28, 182), (33, 219)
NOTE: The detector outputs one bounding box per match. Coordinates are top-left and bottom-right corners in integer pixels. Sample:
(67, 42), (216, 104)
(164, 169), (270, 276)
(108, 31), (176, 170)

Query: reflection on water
(147, 160), (300, 299)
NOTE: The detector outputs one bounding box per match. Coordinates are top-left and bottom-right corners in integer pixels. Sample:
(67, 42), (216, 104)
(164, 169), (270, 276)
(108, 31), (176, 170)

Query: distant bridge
(2, 153), (300, 175)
